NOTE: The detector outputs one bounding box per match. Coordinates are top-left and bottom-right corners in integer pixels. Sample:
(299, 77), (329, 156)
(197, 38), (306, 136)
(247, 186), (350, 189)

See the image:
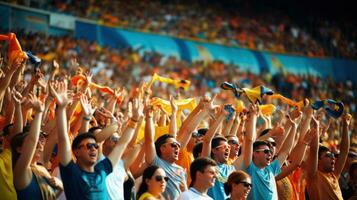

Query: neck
(192, 183), (208, 194)
(147, 188), (161, 199)
(78, 160), (95, 172)
(253, 159), (266, 169)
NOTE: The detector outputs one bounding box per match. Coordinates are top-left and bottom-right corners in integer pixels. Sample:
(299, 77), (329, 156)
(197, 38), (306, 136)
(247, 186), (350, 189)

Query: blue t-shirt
(16, 172), (42, 200)
(246, 159), (281, 200)
(207, 163), (236, 200)
(60, 158), (113, 200)
(153, 156), (187, 200)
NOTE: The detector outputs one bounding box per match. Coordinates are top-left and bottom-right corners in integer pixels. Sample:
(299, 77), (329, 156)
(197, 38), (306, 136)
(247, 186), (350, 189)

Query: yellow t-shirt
(138, 192), (156, 200)
(315, 171), (343, 200)
(0, 149), (17, 200)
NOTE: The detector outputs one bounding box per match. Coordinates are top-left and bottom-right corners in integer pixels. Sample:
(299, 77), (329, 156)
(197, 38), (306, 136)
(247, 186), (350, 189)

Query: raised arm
(177, 98), (210, 149)
(201, 107), (226, 158)
(238, 104), (258, 170)
(144, 105), (156, 164)
(169, 96), (178, 137)
(107, 98), (143, 167)
(275, 128), (313, 180)
(334, 114), (351, 177)
(13, 94), (44, 189)
(12, 89), (23, 135)
(305, 117), (320, 180)
(276, 116), (298, 167)
(50, 81), (72, 166)
(79, 94), (96, 133)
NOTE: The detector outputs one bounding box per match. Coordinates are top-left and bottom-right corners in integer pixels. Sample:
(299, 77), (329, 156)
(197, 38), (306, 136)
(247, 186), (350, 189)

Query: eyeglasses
(79, 143), (99, 150)
(155, 175), (169, 182)
(215, 144), (231, 150)
(235, 181), (252, 188)
(167, 142), (181, 148)
(324, 152), (335, 158)
(228, 140), (239, 145)
(255, 149), (272, 155)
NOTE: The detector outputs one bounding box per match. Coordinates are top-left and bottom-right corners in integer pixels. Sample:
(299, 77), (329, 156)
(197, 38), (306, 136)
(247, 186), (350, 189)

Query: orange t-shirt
(312, 171), (343, 200)
(176, 148), (194, 185)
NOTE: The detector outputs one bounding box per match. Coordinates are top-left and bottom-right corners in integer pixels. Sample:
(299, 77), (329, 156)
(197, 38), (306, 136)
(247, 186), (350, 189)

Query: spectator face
(227, 136), (240, 158)
(160, 138), (181, 162)
(253, 145), (273, 167)
(199, 165), (217, 188)
(74, 138), (99, 165)
(231, 177), (252, 199)
(212, 141), (231, 164)
(319, 151), (336, 172)
(145, 168), (167, 196)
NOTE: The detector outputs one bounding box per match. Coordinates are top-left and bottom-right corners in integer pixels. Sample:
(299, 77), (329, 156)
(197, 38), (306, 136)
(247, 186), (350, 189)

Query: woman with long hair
(224, 170), (252, 200)
(137, 165), (168, 200)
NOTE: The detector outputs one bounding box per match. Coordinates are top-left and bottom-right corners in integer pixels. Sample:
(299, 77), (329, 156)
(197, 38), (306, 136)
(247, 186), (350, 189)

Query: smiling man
(178, 157), (217, 200)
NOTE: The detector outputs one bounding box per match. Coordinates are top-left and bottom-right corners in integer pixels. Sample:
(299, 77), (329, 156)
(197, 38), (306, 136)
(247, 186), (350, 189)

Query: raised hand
(132, 98), (144, 121)
(80, 94), (96, 116)
(28, 93), (44, 112)
(49, 81), (70, 108)
(170, 95), (178, 113)
(12, 88), (24, 105)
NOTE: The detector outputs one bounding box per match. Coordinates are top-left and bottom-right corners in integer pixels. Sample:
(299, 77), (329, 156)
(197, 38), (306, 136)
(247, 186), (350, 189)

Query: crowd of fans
(1, 29), (357, 200)
(4, 0), (357, 59)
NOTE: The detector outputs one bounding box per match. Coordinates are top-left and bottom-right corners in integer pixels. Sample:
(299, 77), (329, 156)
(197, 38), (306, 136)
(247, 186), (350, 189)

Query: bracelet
(127, 119), (137, 129)
(83, 115), (91, 121)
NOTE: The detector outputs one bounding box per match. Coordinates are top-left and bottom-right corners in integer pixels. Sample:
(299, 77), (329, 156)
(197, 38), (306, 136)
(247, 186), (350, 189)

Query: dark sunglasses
(255, 149), (272, 154)
(228, 140), (239, 145)
(155, 175), (169, 182)
(167, 142), (181, 148)
(236, 181), (252, 188)
(324, 152), (335, 158)
(80, 143), (99, 150)
(111, 136), (119, 142)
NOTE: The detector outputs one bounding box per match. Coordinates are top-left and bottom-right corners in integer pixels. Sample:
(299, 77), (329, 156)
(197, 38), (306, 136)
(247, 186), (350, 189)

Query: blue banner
(74, 21), (357, 82)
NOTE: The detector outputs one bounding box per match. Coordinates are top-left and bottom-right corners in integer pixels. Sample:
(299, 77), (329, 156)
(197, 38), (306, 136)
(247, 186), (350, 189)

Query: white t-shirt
(178, 187), (213, 200)
(106, 159), (126, 200)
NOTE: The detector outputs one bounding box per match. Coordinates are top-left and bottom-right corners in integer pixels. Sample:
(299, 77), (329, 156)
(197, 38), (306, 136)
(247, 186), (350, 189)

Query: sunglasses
(255, 149), (272, 155)
(228, 140), (239, 145)
(155, 175), (169, 182)
(111, 136), (120, 142)
(167, 142), (181, 148)
(236, 181), (252, 188)
(324, 152), (335, 158)
(40, 132), (48, 139)
(79, 143), (99, 150)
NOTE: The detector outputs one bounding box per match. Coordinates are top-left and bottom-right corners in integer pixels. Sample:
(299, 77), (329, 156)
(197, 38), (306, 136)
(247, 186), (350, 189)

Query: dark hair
(253, 141), (269, 151)
(224, 170), (250, 195)
(72, 132), (97, 150)
(259, 128), (272, 137)
(349, 162), (357, 179)
(211, 136), (227, 159)
(3, 123), (14, 136)
(197, 128), (208, 136)
(318, 145), (330, 159)
(88, 126), (102, 134)
(155, 134), (174, 157)
(190, 157), (217, 187)
(136, 165), (161, 199)
(193, 142), (203, 159)
(10, 132), (29, 167)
